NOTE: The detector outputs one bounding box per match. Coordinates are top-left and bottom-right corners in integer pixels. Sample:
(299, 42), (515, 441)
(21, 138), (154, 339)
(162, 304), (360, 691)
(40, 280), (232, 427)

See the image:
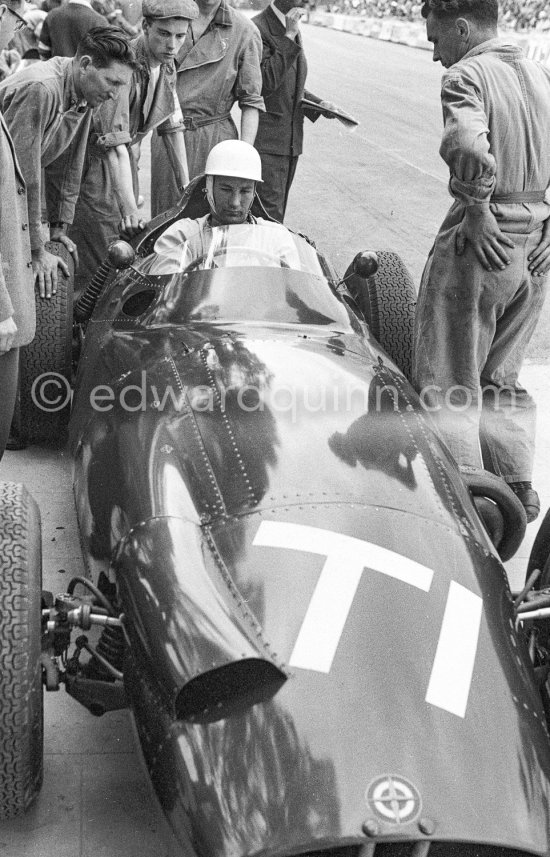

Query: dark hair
(421, 0), (498, 24)
(75, 25), (137, 68)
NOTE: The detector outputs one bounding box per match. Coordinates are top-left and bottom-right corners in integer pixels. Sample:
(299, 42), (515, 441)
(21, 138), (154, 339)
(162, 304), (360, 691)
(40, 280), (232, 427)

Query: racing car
(3, 179), (550, 857)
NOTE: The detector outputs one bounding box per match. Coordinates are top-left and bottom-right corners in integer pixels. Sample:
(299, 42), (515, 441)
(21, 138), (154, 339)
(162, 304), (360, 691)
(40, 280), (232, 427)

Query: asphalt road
(1, 24), (549, 857)
(282, 24), (448, 283)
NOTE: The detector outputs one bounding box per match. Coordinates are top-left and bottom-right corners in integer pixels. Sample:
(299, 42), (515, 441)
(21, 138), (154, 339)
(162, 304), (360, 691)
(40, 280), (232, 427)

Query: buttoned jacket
(252, 4), (320, 157)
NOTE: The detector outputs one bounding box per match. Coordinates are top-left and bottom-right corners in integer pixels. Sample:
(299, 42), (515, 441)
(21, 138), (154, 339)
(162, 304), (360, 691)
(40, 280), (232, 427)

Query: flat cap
(142, 0), (198, 19)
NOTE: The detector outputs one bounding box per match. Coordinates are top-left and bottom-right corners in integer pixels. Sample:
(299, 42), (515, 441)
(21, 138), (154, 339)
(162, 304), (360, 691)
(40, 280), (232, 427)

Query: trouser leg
(479, 231), (548, 482)
(257, 154), (299, 223)
(413, 232), (488, 468)
(414, 222), (546, 478)
(0, 347), (19, 462)
(69, 153), (124, 298)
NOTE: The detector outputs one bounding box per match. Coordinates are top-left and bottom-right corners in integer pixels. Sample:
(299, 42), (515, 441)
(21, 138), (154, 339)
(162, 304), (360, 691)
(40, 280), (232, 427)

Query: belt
(492, 190), (547, 204)
(182, 112), (231, 131)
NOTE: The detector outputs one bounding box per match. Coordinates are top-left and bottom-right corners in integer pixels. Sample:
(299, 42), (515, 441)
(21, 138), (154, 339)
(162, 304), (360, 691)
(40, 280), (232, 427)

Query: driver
(152, 139), (284, 271)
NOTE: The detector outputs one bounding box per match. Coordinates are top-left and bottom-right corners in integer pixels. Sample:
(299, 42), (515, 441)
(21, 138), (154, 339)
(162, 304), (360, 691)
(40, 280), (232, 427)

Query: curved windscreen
(127, 223), (354, 329)
(140, 222), (333, 278)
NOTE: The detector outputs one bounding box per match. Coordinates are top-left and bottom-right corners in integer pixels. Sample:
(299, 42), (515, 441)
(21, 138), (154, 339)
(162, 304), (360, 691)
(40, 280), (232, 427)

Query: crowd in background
(1, 0), (549, 82)
(319, 0), (550, 30)
(0, 0), (138, 80)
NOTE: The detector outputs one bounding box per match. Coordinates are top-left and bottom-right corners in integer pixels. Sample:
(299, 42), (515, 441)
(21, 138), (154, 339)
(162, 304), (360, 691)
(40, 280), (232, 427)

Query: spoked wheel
(344, 250), (416, 381)
(0, 482), (43, 819)
(16, 241), (74, 446)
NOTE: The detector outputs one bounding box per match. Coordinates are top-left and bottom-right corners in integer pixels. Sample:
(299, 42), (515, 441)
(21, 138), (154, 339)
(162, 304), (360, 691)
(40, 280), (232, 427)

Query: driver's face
(212, 176), (255, 224)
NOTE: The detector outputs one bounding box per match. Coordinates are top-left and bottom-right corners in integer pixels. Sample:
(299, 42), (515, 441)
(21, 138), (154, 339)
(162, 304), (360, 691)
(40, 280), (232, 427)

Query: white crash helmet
(204, 140), (263, 183)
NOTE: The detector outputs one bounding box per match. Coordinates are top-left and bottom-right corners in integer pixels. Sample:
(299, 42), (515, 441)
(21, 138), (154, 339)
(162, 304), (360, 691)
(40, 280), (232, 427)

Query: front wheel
(16, 241), (74, 445)
(0, 482), (43, 819)
(344, 250), (416, 381)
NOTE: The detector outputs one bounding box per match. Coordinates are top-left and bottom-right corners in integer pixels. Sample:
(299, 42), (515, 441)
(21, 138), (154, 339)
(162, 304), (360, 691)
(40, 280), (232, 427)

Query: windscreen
(127, 222), (353, 329)
(139, 222), (334, 279)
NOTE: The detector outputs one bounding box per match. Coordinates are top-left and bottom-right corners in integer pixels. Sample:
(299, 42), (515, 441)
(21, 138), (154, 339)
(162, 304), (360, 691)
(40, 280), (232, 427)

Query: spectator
(0, 26), (136, 298)
(253, 0), (338, 222)
(69, 0), (199, 294)
(149, 0), (264, 217)
(9, 8), (46, 64)
(0, 0), (35, 460)
(38, 0), (108, 59)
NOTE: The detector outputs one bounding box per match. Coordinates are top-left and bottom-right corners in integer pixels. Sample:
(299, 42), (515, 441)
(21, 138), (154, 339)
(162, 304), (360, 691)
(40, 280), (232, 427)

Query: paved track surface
(1, 25), (549, 856)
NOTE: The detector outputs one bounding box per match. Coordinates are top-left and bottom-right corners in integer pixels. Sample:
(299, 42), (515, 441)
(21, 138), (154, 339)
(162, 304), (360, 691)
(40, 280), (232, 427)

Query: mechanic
(149, 0), (264, 217)
(68, 0), (198, 296)
(252, 0), (337, 222)
(413, 0), (550, 523)
(0, 0), (35, 461)
(0, 25), (136, 299)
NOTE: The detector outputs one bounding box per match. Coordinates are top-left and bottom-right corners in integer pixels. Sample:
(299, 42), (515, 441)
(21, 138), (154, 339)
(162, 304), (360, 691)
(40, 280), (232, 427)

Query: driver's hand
(32, 247), (69, 299)
(119, 214), (146, 240)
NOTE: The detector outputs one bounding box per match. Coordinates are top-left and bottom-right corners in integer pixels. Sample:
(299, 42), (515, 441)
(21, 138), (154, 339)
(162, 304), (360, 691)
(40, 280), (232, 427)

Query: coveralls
(0, 111), (34, 458)
(413, 39), (550, 484)
(0, 56), (92, 258)
(69, 35), (185, 293)
(149, 0), (264, 217)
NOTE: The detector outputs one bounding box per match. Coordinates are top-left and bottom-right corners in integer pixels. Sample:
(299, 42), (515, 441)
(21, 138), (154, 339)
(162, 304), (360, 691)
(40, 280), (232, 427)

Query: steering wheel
(180, 246), (290, 274)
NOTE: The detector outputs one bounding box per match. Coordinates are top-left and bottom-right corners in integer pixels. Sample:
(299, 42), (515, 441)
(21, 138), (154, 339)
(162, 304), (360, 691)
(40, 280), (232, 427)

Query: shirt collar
(65, 57), (88, 110)
(270, 1), (288, 28)
(68, 0), (94, 6)
(460, 37), (521, 62)
(212, 0), (232, 28)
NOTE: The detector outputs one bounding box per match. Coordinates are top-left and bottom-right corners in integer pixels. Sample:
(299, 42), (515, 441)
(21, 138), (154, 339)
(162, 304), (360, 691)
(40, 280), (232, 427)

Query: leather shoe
(509, 482), (540, 523)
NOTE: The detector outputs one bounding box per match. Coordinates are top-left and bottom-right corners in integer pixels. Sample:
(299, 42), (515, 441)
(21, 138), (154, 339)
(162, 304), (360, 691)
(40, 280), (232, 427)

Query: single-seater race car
(4, 181), (550, 857)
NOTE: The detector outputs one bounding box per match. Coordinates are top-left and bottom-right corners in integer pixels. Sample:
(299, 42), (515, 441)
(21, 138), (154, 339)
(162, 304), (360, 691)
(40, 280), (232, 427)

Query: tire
(17, 241), (74, 445)
(460, 467), (526, 562)
(346, 250), (416, 381)
(527, 507), (550, 582)
(0, 482), (43, 819)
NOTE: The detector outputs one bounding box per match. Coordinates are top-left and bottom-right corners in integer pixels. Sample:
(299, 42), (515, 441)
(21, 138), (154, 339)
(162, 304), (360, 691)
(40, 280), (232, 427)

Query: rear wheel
(17, 241), (74, 445)
(345, 250), (416, 381)
(0, 482), (43, 818)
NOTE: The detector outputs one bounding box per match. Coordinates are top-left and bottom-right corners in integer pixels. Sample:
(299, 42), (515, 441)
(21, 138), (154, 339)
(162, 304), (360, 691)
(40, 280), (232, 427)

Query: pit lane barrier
(308, 11), (550, 66)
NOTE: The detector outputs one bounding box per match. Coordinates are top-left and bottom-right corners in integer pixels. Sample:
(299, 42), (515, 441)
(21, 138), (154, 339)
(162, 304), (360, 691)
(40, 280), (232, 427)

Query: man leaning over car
(68, 0), (199, 296)
(0, 25), (136, 299)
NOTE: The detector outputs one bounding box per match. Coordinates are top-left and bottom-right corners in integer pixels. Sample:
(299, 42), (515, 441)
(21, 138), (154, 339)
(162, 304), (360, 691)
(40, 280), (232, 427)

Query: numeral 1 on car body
(253, 521), (483, 718)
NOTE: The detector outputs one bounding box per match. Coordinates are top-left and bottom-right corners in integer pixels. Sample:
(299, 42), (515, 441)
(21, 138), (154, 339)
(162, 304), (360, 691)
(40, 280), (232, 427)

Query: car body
(32, 191), (550, 857)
